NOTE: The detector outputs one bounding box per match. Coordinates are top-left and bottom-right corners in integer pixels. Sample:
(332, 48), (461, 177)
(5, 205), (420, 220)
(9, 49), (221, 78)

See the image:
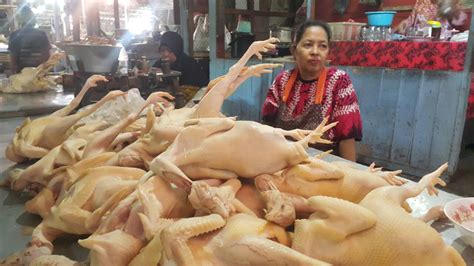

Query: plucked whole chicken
(0, 52), (65, 93)
(0, 37), (466, 266)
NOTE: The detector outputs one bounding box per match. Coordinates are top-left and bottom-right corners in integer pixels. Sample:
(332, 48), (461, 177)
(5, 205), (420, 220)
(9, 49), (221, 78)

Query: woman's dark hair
(292, 20), (331, 44)
(160, 31), (184, 57)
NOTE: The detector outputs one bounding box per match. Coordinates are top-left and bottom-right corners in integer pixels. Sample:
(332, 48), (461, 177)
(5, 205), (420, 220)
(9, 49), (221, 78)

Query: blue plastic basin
(365, 11), (396, 27)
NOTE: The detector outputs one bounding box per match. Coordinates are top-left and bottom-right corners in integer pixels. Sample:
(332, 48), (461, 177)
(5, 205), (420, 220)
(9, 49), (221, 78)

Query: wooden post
(186, 0), (195, 56)
(209, 0), (216, 60)
(178, 0), (189, 54)
(71, 0), (81, 41)
(64, 0), (71, 37)
(173, 0), (180, 24)
(247, 0), (254, 33)
(113, 0), (120, 30)
(208, 0), (225, 58)
(53, 0), (64, 42)
(85, 0), (101, 36)
(216, 0), (225, 58)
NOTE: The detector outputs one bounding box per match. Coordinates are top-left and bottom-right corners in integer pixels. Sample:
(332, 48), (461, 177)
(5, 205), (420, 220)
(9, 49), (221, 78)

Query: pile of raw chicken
(1, 38), (466, 266)
(0, 53), (65, 94)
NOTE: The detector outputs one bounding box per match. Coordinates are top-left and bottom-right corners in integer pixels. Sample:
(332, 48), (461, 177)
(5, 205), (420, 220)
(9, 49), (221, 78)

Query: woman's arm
(261, 71), (286, 125)
(330, 70), (363, 161)
(338, 138), (356, 162)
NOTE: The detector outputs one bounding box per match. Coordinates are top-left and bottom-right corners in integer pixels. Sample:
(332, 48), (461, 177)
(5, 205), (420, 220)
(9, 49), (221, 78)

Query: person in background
(262, 20), (362, 162)
(8, 5), (51, 74)
(154, 31), (208, 87)
(395, 0), (466, 35)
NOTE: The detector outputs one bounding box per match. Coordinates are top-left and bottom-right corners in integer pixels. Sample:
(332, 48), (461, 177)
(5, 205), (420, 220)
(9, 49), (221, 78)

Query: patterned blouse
(407, 0), (439, 26)
(262, 67), (363, 143)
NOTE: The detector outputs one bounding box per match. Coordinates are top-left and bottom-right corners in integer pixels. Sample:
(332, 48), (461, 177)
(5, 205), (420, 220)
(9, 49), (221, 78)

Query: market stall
(207, 0), (474, 180)
(0, 0), (473, 265)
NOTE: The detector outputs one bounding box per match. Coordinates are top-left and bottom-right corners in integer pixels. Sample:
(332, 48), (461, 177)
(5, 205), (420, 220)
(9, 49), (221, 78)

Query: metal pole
(209, 0), (216, 60)
(64, 0), (71, 37)
(124, 0), (128, 28)
(83, 0), (100, 36)
(53, 0), (63, 41)
(113, 0), (120, 30)
(306, 0), (314, 20)
(71, 0), (80, 41)
(178, 0), (189, 53)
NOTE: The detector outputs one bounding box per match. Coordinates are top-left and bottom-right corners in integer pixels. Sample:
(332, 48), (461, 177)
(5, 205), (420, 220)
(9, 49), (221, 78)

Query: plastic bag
(78, 88), (146, 126)
(193, 14), (209, 52)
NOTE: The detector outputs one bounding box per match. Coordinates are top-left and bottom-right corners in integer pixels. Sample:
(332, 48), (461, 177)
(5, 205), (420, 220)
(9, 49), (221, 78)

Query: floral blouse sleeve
(329, 71), (363, 142)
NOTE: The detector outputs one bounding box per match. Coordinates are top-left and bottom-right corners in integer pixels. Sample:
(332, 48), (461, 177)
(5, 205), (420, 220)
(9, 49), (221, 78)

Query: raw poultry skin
(6, 91), (172, 194)
(255, 158), (406, 204)
(24, 152), (116, 218)
(10, 166), (146, 264)
(147, 116), (336, 214)
(0, 52), (65, 93)
(109, 38), (282, 168)
(159, 213), (329, 266)
(253, 158), (409, 226)
(79, 178), (255, 266)
(78, 173), (194, 266)
(292, 163), (466, 266)
(5, 75), (124, 162)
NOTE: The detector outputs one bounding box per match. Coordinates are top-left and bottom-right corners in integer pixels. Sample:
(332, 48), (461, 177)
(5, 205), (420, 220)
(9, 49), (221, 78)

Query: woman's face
(293, 26), (329, 77)
(159, 46), (177, 64)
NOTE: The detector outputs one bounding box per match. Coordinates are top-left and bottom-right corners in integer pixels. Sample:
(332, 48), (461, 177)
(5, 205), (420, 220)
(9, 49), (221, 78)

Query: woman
(261, 20), (362, 161)
(395, 0), (466, 35)
(154, 31), (209, 87)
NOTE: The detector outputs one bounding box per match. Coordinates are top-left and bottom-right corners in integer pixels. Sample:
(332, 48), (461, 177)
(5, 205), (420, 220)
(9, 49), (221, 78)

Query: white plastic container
(328, 22), (366, 41)
(444, 197), (474, 248)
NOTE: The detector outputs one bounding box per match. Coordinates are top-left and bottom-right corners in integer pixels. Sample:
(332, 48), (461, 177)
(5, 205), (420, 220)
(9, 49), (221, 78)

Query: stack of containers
(328, 22), (367, 41)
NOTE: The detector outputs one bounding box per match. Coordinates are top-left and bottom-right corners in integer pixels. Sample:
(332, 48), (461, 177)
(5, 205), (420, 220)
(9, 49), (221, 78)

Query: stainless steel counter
(0, 116), (472, 264)
(0, 87), (74, 118)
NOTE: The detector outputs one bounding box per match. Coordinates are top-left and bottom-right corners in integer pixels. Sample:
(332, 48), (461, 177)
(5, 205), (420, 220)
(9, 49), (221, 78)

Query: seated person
(8, 6), (51, 74)
(154, 31), (209, 87)
(395, 0), (467, 35)
(262, 20), (363, 162)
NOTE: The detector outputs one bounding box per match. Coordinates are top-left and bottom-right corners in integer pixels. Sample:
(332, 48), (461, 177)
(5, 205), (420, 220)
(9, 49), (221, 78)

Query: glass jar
(360, 26), (368, 41)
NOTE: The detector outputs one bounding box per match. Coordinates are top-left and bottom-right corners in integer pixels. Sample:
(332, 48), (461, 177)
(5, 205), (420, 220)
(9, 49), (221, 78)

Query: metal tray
(57, 43), (122, 73)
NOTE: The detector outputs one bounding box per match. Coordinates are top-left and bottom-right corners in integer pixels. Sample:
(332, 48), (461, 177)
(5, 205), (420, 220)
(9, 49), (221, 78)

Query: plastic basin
(365, 11), (396, 27)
